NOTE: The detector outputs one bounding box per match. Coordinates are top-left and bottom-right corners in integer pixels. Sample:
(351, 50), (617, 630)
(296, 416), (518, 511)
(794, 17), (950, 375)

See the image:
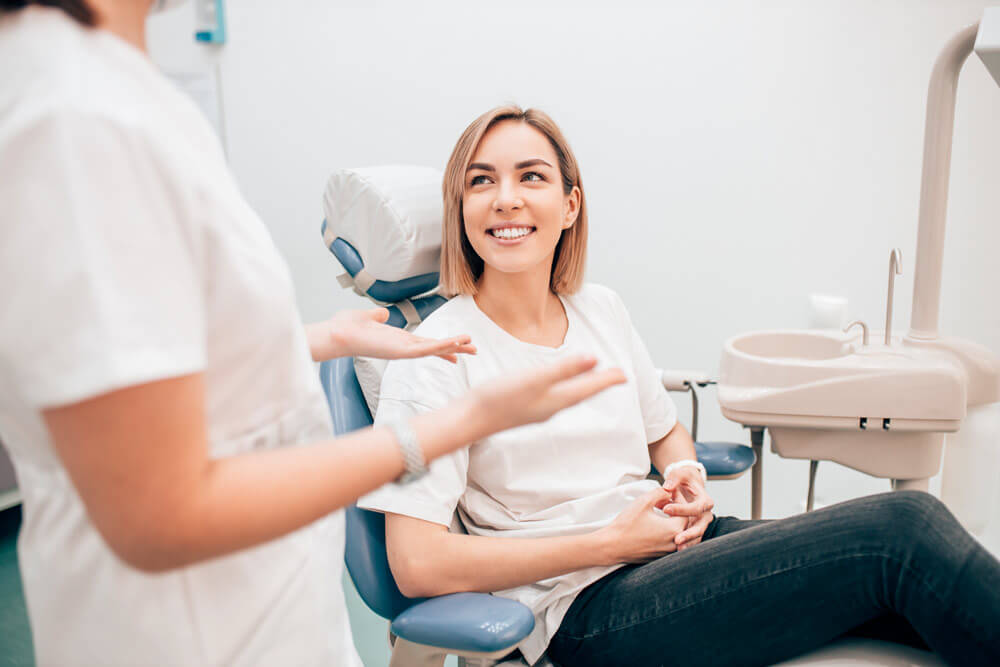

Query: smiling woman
(441, 106), (587, 298)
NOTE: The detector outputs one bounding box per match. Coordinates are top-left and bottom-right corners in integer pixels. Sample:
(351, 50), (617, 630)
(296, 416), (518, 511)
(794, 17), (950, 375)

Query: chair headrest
(322, 165), (445, 312)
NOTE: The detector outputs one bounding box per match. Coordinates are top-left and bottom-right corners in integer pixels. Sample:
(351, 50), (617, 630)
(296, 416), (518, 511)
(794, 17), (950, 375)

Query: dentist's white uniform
(0, 7), (362, 666)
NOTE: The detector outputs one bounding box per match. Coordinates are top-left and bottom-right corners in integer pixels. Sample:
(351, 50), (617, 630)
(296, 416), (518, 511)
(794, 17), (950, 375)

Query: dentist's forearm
(164, 397), (489, 571)
(47, 370), (493, 574)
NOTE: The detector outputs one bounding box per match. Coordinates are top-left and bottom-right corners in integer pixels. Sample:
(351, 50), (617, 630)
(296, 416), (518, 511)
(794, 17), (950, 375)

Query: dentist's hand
(306, 307), (477, 363)
(470, 355), (626, 434)
(662, 469), (715, 550)
(595, 488), (689, 564)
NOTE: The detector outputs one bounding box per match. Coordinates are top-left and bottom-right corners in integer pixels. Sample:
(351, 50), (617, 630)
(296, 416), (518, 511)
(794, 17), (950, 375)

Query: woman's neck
(474, 261), (567, 346)
(90, 0), (152, 52)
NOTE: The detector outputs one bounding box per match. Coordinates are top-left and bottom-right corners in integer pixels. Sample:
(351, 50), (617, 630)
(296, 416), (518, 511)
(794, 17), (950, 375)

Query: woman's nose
(493, 180), (523, 212)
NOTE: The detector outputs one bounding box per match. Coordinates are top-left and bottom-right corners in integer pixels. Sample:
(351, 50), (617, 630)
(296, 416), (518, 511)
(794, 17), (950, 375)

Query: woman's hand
(595, 488), (689, 565)
(662, 468), (715, 550)
(469, 355), (627, 435)
(306, 307), (477, 363)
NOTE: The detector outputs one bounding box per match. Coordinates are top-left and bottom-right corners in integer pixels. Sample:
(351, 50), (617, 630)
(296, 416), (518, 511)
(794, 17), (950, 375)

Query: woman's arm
(648, 421), (697, 474)
(305, 307), (476, 363)
(385, 488), (688, 598)
(648, 422), (716, 549)
(44, 356), (624, 573)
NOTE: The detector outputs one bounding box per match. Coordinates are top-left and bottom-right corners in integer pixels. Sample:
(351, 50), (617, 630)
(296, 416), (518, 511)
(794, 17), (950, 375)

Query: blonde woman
(0, 3), (626, 664)
(358, 106), (1000, 666)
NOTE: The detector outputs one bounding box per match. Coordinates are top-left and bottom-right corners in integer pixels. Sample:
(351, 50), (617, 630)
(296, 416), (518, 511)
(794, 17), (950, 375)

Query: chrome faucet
(885, 248), (902, 346)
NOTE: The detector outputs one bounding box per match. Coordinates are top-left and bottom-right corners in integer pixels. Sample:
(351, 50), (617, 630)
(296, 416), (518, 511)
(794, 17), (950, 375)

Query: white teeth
(492, 227), (532, 240)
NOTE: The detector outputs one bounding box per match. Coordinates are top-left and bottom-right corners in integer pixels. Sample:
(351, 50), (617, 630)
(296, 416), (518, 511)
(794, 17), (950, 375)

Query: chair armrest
(659, 369), (714, 392)
(391, 592), (535, 654)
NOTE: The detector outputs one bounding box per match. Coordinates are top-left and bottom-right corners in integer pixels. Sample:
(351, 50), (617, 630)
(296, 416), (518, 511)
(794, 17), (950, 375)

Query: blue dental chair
(319, 164), (945, 666)
(318, 230), (761, 666)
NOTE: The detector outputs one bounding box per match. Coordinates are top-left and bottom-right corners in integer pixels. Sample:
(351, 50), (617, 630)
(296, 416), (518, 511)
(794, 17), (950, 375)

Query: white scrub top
(359, 283), (679, 664)
(0, 8), (362, 666)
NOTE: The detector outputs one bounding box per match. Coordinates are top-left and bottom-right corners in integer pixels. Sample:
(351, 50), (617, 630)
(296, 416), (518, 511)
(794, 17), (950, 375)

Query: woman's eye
(470, 175), (491, 186)
(522, 171), (544, 182)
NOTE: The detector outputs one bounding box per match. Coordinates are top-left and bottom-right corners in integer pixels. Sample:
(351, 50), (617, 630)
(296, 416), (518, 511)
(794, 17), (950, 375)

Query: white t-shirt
(0, 8), (361, 666)
(358, 283), (678, 664)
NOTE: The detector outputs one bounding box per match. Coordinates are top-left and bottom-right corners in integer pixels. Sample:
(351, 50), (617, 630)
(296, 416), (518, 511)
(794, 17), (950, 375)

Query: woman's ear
(563, 185), (581, 229)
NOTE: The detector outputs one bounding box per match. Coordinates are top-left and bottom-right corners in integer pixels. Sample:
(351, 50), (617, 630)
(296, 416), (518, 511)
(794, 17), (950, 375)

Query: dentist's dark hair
(0, 1), (95, 26)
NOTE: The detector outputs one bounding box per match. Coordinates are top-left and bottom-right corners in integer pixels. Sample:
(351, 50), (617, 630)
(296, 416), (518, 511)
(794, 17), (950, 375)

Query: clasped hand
(601, 470), (715, 564)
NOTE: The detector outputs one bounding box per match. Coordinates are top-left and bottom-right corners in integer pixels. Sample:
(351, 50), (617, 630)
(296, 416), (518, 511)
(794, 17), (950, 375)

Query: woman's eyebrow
(466, 158), (554, 173)
(515, 158), (553, 169)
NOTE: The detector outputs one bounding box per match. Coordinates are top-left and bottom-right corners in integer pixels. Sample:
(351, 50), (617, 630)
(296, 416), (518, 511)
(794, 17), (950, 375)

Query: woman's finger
(366, 307), (391, 323)
(532, 354), (599, 386)
(408, 336), (476, 358)
(550, 367), (627, 406)
(663, 494), (714, 517)
(676, 512), (713, 547)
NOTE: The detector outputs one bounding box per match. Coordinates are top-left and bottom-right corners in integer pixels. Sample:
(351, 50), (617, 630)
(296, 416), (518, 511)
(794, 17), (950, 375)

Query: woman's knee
(877, 490), (954, 538)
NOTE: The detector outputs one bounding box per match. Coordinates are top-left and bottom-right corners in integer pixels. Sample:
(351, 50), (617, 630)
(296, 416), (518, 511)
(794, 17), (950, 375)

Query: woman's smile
(487, 224), (537, 245)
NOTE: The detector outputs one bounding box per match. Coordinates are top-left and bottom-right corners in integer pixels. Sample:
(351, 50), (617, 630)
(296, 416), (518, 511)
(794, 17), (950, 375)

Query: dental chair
(319, 166), (944, 666)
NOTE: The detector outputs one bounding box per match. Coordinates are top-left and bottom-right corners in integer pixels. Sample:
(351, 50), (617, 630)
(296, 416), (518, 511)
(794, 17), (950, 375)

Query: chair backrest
(318, 357), (426, 620)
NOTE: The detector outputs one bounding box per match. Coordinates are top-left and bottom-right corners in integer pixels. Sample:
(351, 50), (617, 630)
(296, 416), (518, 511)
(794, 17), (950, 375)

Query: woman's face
(462, 120), (580, 279)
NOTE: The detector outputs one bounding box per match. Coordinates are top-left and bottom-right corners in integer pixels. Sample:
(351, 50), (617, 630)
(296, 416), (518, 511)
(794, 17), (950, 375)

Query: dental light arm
(908, 8), (1000, 340)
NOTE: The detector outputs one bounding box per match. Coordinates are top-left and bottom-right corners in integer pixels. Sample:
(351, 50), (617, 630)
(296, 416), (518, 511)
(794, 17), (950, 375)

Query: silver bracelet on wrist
(386, 419), (428, 483)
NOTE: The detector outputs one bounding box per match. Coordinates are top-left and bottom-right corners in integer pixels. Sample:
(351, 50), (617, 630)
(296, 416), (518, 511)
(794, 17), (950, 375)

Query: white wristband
(662, 459), (707, 484)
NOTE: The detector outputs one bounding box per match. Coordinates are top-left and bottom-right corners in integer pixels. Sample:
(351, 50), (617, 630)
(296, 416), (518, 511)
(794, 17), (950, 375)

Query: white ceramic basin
(719, 329), (966, 431)
(718, 329), (971, 481)
(730, 330), (852, 361)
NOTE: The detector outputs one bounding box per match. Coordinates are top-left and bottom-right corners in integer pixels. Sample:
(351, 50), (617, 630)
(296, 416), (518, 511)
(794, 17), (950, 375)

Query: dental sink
(730, 331), (853, 361)
(718, 329), (971, 483)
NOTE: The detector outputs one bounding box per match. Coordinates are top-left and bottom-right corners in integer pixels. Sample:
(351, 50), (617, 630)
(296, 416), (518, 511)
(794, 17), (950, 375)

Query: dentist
(0, 1), (625, 664)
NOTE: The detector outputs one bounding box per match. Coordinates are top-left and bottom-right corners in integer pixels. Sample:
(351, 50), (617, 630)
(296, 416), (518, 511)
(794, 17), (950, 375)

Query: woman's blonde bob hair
(439, 105), (587, 297)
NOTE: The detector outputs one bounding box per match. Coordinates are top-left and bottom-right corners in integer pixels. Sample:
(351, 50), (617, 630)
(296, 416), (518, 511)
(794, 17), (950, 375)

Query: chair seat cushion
(695, 441), (756, 477)
(391, 592), (535, 654)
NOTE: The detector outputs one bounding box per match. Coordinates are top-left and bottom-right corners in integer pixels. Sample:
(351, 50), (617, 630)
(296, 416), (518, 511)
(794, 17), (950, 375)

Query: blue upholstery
(318, 356), (536, 653)
(695, 441), (757, 477)
(384, 295), (448, 329)
(321, 222), (440, 302)
(392, 593), (535, 653)
(319, 358), (419, 620)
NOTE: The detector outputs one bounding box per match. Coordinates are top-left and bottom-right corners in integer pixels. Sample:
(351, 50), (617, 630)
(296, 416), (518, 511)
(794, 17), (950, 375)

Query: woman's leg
(548, 490), (1000, 667)
(707, 513), (931, 651)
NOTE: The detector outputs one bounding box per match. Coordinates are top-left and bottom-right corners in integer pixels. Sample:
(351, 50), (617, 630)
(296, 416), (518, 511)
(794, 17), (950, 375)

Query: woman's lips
(487, 226), (536, 245)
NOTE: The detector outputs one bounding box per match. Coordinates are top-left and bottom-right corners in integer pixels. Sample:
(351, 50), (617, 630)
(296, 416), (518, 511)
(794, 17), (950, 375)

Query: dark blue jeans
(548, 491), (1000, 666)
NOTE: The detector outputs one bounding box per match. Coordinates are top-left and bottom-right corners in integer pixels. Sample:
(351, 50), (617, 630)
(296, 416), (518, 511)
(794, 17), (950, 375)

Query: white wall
(148, 0), (1000, 659)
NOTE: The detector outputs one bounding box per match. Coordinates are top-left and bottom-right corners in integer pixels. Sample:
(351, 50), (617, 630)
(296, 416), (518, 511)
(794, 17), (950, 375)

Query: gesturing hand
(471, 355), (627, 434)
(662, 467), (715, 550)
(308, 307), (477, 363)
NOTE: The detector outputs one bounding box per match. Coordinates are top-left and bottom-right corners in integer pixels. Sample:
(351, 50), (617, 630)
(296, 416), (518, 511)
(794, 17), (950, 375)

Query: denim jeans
(547, 490), (1000, 666)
